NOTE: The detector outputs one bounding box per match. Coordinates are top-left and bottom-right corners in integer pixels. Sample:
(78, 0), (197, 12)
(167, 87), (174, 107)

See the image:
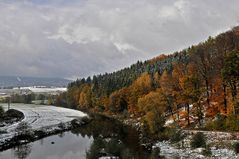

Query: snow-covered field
(0, 103), (87, 144)
(13, 86), (67, 93)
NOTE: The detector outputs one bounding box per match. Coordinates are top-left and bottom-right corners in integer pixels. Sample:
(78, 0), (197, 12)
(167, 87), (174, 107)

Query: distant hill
(0, 76), (71, 88)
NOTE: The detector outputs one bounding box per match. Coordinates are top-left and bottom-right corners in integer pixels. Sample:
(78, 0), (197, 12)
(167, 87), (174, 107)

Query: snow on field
(0, 103), (87, 143)
(13, 87), (67, 93)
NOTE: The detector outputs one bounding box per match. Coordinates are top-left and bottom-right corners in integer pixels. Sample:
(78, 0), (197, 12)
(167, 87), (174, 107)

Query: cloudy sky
(0, 0), (239, 79)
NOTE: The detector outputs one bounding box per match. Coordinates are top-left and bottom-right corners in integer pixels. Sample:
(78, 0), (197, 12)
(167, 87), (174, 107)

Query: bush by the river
(0, 105), (4, 118)
(0, 108), (24, 124)
(234, 142), (239, 154)
(15, 121), (32, 136)
(190, 132), (206, 149)
(170, 128), (186, 143)
(5, 109), (24, 120)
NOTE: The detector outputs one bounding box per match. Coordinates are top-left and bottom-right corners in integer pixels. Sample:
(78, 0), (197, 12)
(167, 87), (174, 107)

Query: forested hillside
(57, 26), (239, 134)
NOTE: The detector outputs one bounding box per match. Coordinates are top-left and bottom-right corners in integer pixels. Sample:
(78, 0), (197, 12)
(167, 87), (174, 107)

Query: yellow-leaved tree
(138, 89), (167, 134)
(79, 84), (92, 108)
(128, 72), (153, 113)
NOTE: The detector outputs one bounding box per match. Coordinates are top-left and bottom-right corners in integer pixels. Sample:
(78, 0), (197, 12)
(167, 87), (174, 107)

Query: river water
(0, 115), (155, 159)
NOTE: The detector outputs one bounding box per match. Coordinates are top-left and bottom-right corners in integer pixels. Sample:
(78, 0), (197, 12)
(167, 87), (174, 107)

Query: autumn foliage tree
(128, 73), (153, 113)
(108, 88), (128, 113)
(138, 89), (167, 134)
(79, 84), (92, 108)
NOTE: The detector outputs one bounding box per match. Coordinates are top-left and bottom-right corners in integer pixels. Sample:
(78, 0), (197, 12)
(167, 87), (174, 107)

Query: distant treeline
(0, 76), (71, 88)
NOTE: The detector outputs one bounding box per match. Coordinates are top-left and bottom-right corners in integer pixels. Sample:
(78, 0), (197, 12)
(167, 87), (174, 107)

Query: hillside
(0, 76), (71, 88)
(62, 26), (239, 133)
(68, 51), (188, 97)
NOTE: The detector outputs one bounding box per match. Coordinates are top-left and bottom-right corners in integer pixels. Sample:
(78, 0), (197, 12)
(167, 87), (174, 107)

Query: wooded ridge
(57, 26), (239, 134)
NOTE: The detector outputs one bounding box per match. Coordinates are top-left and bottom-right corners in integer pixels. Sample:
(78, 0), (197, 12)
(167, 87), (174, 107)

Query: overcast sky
(0, 0), (239, 79)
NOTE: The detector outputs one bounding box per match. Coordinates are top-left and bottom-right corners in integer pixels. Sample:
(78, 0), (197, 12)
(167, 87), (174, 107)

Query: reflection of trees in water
(13, 144), (32, 159)
(40, 138), (44, 146)
(86, 137), (134, 159)
(58, 132), (65, 138)
(71, 115), (129, 141)
(71, 115), (151, 159)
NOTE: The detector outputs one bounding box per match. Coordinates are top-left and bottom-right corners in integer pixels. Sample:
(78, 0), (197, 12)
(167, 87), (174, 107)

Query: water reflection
(1, 115), (153, 159)
(58, 132), (65, 138)
(86, 137), (134, 159)
(13, 144), (32, 159)
(72, 115), (151, 159)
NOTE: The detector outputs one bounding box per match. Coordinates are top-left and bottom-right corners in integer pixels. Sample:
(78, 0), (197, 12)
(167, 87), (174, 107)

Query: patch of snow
(154, 130), (239, 159)
(0, 103), (87, 144)
(165, 119), (174, 126)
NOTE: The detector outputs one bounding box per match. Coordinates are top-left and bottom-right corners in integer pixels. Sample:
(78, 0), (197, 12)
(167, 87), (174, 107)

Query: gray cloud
(0, 0), (239, 79)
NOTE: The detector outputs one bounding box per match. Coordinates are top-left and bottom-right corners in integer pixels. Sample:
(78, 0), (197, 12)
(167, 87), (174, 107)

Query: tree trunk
(186, 103), (190, 126)
(230, 81), (237, 115)
(167, 96), (175, 122)
(223, 82), (227, 114)
(205, 78), (210, 107)
(197, 102), (203, 126)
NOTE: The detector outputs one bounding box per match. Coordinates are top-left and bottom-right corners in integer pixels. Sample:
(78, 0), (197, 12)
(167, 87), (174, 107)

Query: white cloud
(48, 24), (106, 44)
(158, 6), (177, 19)
(113, 42), (138, 54)
(0, 0), (239, 79)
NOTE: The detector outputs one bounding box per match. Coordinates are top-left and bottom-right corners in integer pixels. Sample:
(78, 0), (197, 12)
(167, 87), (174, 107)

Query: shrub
(15, 121), (32, 135)
(105, 138), (124, 156)
(225, 115), (239, 131)
(205, 114), (239, 131)
(150, 147), (160, 159)
(213, 114), (226, 130)
(190, 132), (206, 149)
(5, 109), (24, 119)
(170, 129), (186, 143)
(202, 145), (212, 156)
(58, 122), (66, 129)
(234, 142), (239, 154)
(0, 105), (5, 118)
(121, 148), (133, 159)
(34, 129), (47, 138)
(205, 114), (226, 131)
(144, 111), (165, 134)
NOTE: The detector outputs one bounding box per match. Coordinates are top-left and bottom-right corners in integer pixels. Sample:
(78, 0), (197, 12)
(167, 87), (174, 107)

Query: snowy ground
(154, 130), (239, 159)
(14, 86), (67, 93)
(0, 103), (87, 144)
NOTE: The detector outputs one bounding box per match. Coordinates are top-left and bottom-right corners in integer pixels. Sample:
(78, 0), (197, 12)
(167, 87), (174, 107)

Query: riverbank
(121, 116), (239, 158)
(0, 104), (90, 151)
(86, 110), (239, 158)
(83, 111), (157, 150)
(0, 117), (91, 151)
(155, 130), (239, 159)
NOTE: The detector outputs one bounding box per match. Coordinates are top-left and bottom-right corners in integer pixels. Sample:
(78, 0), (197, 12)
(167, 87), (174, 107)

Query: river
(0, 115), (155, 159)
